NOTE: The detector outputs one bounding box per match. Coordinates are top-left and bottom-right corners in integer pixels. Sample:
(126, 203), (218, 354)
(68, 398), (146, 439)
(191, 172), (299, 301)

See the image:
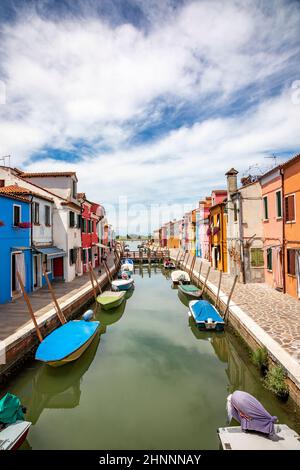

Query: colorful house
(282, 154), (300, 299)
(0, 192), (32, 304)
(260, 166), (283, 290)
(226, 169), (265, 283)
(209, 190), (227, 272)
(77, 193), (101, 272)
(196, 197), (211, 260)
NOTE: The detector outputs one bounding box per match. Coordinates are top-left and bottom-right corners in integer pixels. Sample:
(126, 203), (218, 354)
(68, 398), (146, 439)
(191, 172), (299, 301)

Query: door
(12, 252), (25, 297)
(11, 254), (16, 293)
(33, 256), (38, 288)
(53, 257), (64, 279)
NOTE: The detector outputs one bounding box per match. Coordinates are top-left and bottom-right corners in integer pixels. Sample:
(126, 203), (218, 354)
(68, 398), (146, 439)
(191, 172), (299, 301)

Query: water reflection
(96, 301), (127, 327)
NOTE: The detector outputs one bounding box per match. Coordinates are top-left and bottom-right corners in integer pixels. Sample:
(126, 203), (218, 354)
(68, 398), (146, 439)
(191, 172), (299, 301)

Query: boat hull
(178, 284), (202, 300)
(171, 270), (190, 284)
(46, 329), (99, 367)
(0, 421), (31, 450)
(97, 292), (126, 310)
(111, 279), (134, 291)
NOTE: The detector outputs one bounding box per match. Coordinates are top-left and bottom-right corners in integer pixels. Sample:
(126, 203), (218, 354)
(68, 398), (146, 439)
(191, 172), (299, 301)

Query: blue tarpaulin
(190, 300), (224, 324)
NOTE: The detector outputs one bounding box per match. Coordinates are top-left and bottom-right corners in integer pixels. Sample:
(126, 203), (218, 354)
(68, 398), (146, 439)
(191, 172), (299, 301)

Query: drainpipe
(238, 193), (246, 284)
(280, 167), (286, 293)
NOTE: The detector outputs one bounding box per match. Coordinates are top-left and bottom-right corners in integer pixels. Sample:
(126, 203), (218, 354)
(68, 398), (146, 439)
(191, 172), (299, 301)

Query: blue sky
(0, 0), (300, 233)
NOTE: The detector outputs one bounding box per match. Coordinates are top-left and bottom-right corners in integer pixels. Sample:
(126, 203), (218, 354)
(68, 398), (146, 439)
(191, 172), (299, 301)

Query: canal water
(3, 265), (300, 449)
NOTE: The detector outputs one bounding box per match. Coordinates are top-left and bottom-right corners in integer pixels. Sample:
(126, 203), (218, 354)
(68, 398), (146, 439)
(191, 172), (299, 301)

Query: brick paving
(0, 254), (116, 341)
(171, 249), (300, 364)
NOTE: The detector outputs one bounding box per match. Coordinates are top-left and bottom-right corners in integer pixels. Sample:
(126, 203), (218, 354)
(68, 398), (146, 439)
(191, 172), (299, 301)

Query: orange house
(282, 154), (300, 299)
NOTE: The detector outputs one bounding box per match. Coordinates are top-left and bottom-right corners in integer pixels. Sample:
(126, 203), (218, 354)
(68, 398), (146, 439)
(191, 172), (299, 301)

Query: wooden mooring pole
(189, 255), (196, 280)
(215, 270), (223, 309)
(43, 269), (66, 324)
(224, 275), (238, 322)
(16, 271), (43, 343)
(90, 263), (102, 295)
(200, 266), (210, 296)
(88, 265), (98, 301)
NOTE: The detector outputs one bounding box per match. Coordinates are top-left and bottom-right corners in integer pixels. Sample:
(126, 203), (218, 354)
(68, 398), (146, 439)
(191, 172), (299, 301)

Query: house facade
(196, 197), (211, 260)
(226, 169), (265, 283)
(209, 190), (227, 272)
(282, 154), (300, 299)
(0, 192), (32, 304)
(77, 193), (101, 272)
(260, 167), (283, 290)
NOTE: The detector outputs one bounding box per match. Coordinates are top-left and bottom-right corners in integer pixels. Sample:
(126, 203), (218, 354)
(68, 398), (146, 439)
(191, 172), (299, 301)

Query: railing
(121, 250), (170, 261)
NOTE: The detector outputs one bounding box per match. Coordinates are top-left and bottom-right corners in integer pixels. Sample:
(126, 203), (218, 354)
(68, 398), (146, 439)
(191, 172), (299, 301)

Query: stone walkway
(0, 254), (116, 341)
(171, 249), (300, 363)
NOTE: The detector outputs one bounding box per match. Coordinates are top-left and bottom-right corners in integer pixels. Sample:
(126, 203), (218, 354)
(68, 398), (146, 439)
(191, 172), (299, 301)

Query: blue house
(0, 192), (33, 304)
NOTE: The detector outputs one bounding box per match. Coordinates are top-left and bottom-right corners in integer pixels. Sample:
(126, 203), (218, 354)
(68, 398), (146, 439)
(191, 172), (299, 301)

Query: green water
(3, 265), (300, 449)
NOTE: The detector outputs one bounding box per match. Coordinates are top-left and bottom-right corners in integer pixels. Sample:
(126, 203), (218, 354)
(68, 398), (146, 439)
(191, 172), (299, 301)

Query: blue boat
(35, 320), (100, 367)
(189, 300), (225, 331)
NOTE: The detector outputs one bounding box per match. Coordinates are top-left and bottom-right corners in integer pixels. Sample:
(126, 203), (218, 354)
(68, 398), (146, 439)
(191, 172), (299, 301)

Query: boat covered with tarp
(0, 393), (31, 450)
(189, 300), (224, 331)
(97, 290), (126, 310)
(178, 283), (201, 300)
(227, 390), (277, 435)
(171, 270), (190, 284)
(35, 320), (100, 367)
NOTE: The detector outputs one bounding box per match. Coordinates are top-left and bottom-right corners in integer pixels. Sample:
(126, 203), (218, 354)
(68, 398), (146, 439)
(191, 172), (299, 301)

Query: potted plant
(0, 220), (5, 227)
(17, 222), (32, 229)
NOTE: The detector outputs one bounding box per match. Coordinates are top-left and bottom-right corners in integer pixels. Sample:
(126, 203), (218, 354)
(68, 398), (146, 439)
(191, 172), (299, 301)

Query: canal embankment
(170, 249), (300, 405)
(0, 254), (119, 383)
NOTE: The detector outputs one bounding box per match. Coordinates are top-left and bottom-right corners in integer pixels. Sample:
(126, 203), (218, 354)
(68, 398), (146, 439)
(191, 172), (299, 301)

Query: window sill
(267, 269), (273, 273)
(276, 217), (282, 220)
(287, 273), (296, 278)
(285, 221), (296, 224)
(263, 219), (269, 223)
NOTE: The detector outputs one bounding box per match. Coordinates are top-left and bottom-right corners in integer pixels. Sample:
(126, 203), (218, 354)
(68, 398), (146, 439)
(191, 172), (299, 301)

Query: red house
(77, 193), (101, 272)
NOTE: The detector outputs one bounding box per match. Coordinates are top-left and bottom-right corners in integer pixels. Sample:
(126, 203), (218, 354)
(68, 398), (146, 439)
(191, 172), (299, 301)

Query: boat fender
(82, 309), (94, 321)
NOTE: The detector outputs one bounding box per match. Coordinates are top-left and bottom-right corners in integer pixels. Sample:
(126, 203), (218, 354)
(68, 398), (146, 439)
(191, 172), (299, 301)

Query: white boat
(111, 278), (134, 291)
(121, 259), (134, 273)
(171, 270), (190, 284)
(163, 260), (176, 269)
(0, 421), (31, 450)
(218, 425), (300, 450)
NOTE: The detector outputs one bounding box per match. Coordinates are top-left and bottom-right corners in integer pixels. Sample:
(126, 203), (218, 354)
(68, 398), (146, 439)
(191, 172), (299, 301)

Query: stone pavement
(171, 249), (300, 363)
(0, 254), (116, 341)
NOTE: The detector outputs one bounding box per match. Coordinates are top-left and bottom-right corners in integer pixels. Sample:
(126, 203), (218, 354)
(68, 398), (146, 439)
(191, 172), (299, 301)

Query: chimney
(225, 168), (238, 197)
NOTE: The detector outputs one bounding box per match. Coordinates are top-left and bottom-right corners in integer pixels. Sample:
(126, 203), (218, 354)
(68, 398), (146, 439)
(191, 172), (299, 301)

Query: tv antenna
(0, 155), (11, 167)
(264, 154), (278, 167)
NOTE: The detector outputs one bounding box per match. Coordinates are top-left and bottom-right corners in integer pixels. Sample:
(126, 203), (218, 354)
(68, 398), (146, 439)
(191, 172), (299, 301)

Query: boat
(121, 258), (134, 273)
(35, 320), (100, 367)
(178, 283), (202, 300)
(163, 260), (176, 269)
(96, 290), (126, 311)
(0, 393), (31, 450)
(111, 278), (134, 291)
(0, 421), (31, 450)
(171, 270), (190, 284)
(189, 299), (224, 331)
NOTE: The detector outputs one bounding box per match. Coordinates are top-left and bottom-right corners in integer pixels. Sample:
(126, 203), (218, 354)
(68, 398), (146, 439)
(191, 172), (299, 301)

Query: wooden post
(43, 269), (66, 325)
(184, 253), (190, 271)
(16, 271), (43, 343)
(224, 275), (238, 321)
(90, 263), (102, 295)
(215, 270), (223, 308)
(175, 250), (180, 267)
(189, 255), (196, 279)
(103, 260), (112, 283)
(88, 265), (98, 301)
(200, 266), (210, 296)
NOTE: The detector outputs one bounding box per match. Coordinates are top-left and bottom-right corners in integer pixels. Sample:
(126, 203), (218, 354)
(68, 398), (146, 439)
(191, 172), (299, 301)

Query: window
(69, 248), (77, 265)
(287, 249), (296, 276)
(285, 195), (295, 222)
(233, 202), (238, 222)
(13, 205), (21, 226)
(45, 205), (51, 226)
(88, 220), (92, 233)
(263, 196), (268, 220)
(0, 180), (5, 187)
(276, 190), (282, 218)
(83, 249), (88, 264)
(82, 219), (87, 233)
(72, 180), (77, 198)
(69, 211), (75, 227)
(267, 248), (272, 271)
(88, 248), (92, 262)
(251, 248), (264, 267)
(33, 202), (40, 224)
(77, 214), (82, 229)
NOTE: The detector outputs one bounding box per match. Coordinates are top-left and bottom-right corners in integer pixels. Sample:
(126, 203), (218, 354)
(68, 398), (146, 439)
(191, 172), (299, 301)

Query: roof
(225, 168), (238, 176)
(61, 200), (81, 211)
(0, 193), (30, 203)
(281, 153), (300, 170)
(20, 171), (77, 178)
(0, 184), (53, 202)
(212, 189), (227, 194)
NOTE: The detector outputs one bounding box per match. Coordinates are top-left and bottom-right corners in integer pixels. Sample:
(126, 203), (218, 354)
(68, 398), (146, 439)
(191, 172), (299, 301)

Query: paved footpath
(171, 249), (300, 365)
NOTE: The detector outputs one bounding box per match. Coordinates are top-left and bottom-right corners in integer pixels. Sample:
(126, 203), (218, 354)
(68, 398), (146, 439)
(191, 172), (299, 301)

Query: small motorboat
(178, 283), (202, 300)
(121, 259), (134, 273)
(171, 270), (190, 284)
(96, 290), (126, 311)
(111, 278), (134, 291)
(35, 320), (100, 367)
(0, 393), (31, 450)
(189, 299), (224, 331)
(163, 259), (176, 269)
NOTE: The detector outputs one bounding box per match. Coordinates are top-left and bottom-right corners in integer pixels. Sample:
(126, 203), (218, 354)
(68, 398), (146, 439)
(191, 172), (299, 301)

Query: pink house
(260, 167), (283, 290)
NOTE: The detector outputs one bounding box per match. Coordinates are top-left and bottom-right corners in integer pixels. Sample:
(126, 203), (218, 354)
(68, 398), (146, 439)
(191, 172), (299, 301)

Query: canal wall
(0, 262), (119, 384)
(171, 255), (300, 406)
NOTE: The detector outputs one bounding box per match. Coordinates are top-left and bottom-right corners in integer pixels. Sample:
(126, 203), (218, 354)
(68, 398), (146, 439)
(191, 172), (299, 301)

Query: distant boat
(35, 320), (100, 367)
(96, 290), (126, 310)
(111, 278), (134, 291)
(171, 270), (190, 284)
(121, 258), (134, 272)
(189, 300), (224, 331)
(163, 260), (176, 269)
(0, 421), (31, 450)
(178, 283), (202, 300)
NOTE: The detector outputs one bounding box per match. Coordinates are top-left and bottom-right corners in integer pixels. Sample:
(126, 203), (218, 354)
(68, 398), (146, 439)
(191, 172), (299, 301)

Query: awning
(35, 246), (66, 259)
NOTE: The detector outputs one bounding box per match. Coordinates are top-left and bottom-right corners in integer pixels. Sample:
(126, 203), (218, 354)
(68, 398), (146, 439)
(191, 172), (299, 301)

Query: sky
(0, 0), (300, 234)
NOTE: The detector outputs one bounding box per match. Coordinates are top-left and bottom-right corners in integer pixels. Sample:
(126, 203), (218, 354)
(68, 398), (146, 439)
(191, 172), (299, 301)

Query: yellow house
(209, 201), (227, 272)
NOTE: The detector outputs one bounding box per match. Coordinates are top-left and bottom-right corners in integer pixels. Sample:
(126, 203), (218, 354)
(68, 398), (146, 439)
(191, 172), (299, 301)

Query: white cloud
(0, 0), (299, 232)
